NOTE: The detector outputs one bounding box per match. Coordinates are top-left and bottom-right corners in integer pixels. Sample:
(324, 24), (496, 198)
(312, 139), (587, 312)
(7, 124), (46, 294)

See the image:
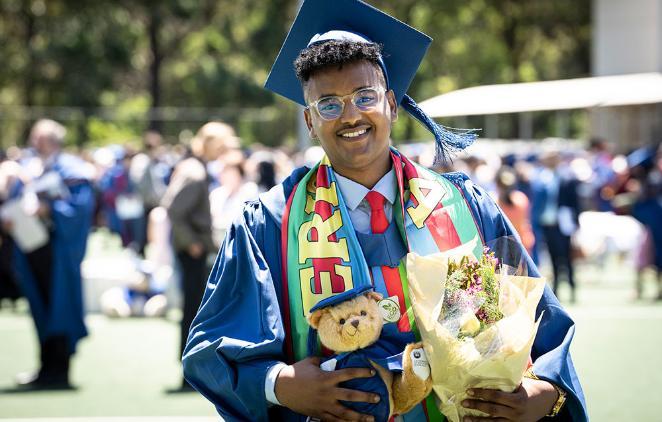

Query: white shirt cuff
(264, 362), (288, 406)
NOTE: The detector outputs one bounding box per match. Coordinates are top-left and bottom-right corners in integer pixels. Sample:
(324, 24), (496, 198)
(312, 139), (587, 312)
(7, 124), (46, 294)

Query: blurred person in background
(532, 151), (581, 302)
(245, 149), (279, 193)
(0, 150), (23, 308)
(129, 130), (169, 256)
(588, 137), (615, 212)
(495, 166), (535, 256)
(209, 157), (258, 248)
(513, 157), (540, 264)
(161, 121), (237, 391)
(1, 119), (95, 389)
(256, 159), (277, 193)
(628, 145), (662, 300)
(97, 145), (145, 252)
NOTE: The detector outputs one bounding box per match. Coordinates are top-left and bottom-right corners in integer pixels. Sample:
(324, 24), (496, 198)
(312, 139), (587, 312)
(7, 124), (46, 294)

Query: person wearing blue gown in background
(182, 1), (587, 420)
(4, 119), (95, 389)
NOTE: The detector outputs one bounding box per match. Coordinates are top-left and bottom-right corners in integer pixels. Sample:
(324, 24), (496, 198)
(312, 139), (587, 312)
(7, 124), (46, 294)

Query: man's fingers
(335, 387), (380, 404)
(467, 388), (519, 407)
(332, 366), (375, 383)
(463, 417), (510, 422)
(330, 404), (375, 422)
(320, 412), (345, 422)
(307, 356), (322, 366)
(462, 399), (514, 419)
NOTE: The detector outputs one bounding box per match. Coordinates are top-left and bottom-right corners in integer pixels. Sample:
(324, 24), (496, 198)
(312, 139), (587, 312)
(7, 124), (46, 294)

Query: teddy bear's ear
(307, 309), (325, 329)
(365, 291), (383, 302)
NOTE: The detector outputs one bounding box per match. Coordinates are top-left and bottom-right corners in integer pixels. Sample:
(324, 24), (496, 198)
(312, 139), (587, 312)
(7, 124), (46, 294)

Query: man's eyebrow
(317, 85), (372, 99)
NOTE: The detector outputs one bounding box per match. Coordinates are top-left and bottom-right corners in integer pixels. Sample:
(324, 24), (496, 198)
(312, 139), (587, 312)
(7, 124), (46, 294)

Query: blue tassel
(400, 94), (479, 165)
(307, 326), (319, 356)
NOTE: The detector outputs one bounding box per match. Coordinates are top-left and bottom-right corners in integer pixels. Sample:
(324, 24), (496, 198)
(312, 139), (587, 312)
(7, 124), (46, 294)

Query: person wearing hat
(182, 1), (587, 420)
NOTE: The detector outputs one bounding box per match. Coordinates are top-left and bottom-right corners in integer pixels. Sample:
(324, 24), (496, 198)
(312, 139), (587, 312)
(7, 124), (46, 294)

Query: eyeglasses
(307, 87), (386, 120)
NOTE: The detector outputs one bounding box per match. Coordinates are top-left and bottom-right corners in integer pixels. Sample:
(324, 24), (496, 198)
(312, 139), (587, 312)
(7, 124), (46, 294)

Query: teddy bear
(307, 285), (433, 421)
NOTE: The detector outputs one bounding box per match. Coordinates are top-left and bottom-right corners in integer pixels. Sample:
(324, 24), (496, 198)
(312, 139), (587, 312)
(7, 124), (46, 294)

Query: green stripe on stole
(285, 165), (317, 361)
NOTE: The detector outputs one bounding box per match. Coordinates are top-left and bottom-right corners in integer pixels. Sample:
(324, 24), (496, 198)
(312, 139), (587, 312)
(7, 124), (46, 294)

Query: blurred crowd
(0, 118), (660, 389)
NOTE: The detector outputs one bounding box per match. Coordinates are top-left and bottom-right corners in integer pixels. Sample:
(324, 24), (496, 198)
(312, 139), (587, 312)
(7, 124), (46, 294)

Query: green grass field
(1, 238), (661, 420)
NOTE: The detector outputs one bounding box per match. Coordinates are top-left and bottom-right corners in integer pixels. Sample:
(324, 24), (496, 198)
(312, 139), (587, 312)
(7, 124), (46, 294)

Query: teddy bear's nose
(351, 320), (359, 328)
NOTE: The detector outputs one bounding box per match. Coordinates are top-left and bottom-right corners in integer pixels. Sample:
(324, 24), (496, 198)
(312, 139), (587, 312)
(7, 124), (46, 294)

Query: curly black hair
(294, 40), (385, 85)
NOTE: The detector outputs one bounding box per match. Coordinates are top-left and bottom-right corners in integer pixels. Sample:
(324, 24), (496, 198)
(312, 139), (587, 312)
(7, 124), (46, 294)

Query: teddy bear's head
(308, 291), (384, 353)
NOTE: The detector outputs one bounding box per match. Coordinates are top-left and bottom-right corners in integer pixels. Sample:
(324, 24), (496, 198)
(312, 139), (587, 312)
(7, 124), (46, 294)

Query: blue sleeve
(51, 182), (96, 254)
(448, 173), (588, 422)
(182, 201), (286, 421)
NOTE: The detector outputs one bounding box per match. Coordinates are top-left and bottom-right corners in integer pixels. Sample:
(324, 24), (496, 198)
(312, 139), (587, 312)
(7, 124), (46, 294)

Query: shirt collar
(333, 167), (397, 211)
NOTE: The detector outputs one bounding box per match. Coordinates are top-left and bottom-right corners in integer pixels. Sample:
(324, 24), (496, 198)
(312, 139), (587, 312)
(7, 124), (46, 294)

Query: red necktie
(365, 191), (388, 234)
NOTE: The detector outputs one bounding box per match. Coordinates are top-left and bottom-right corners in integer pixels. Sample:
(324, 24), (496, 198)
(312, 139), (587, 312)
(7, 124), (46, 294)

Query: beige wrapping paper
(406, 246), (545, 422)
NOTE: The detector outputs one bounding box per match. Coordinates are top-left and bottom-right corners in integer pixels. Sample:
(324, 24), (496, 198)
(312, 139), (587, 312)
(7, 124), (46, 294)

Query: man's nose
(340, 99), (361, 124)
(351, 319), (359, 328)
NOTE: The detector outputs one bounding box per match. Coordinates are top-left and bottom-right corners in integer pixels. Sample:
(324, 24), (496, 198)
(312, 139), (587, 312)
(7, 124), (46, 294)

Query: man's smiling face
(303, 60), (397, 186)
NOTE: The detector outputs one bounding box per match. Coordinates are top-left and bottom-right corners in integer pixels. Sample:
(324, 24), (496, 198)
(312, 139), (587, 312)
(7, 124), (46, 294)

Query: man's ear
(307, 309), (325, 329)
(387, 89), (398, 122)
(365, 291), (383, 302)
(303, 108), (317, 140)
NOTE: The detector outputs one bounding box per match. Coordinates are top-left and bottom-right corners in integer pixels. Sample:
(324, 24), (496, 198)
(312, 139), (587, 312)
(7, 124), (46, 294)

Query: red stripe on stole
(317, 164), (330, 188)
(399, 150), (461, 251)
(280, 182), (298, 363)
(427, 202), (462, 251)
(380, 266), (410, 332)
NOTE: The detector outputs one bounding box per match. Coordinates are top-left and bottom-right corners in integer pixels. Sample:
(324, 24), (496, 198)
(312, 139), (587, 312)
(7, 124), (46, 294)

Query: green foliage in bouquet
(443, 247), (504, 337)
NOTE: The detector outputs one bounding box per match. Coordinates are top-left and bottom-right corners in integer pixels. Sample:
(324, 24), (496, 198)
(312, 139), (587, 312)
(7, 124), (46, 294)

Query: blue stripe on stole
(404, 219), (440, 256)
(403, 403), (427, 421)
(370, 265), (388, 297)
(372, 265), (429, 422)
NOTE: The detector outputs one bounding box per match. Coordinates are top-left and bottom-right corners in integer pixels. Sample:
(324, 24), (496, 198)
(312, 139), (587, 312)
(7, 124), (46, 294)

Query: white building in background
(591, 0), (662, 148)
(420, 0), (662, 150)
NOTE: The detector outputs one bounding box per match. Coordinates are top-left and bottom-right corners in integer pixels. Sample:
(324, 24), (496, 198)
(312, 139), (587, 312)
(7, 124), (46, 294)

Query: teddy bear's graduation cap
(310, 284), (374, 314)
(307, 285), (374, 356)
(264, 0), (477, 163)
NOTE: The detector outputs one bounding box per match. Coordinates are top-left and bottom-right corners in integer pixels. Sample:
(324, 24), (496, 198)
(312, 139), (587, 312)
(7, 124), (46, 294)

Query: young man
(183, 1), (587, 420)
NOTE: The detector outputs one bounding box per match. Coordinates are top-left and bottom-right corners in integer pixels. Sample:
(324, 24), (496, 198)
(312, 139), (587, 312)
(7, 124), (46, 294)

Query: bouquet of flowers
(406, 237), (545, 422)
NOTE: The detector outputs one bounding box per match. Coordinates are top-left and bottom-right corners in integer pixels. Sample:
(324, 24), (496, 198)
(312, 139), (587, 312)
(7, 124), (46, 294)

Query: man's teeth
(340, 128), (368, 138)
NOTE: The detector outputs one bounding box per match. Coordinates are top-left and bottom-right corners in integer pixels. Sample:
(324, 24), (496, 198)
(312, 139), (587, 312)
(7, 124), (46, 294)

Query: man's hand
(461, 377), (559, 422)
(275, 356), (380, 422)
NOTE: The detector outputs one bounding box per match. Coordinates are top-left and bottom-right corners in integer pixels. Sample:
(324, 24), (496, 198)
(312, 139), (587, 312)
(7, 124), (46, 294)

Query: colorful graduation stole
(280, 148), (484, 420)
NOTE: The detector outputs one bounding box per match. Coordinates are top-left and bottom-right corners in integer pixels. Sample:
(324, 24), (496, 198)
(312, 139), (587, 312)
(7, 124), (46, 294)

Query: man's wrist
(524, 369), (567, 417)
(546, 382), (567, 417)
(264, 362), (288, 406)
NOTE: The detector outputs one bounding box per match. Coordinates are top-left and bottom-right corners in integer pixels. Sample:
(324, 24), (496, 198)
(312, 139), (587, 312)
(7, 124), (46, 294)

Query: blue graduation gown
(182, 168), (588, 421)
(13, 153), (96, 353)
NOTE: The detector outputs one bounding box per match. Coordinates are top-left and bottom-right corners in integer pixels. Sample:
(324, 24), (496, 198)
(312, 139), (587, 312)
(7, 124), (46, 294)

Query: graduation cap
(265, 0), (476, 163)
(307, 284), (375, 356)
(309, 284), (374, 314)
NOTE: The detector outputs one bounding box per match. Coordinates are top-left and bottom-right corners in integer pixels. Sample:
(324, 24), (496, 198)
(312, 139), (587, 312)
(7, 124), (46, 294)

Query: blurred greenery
(0, 0), (591, 148)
